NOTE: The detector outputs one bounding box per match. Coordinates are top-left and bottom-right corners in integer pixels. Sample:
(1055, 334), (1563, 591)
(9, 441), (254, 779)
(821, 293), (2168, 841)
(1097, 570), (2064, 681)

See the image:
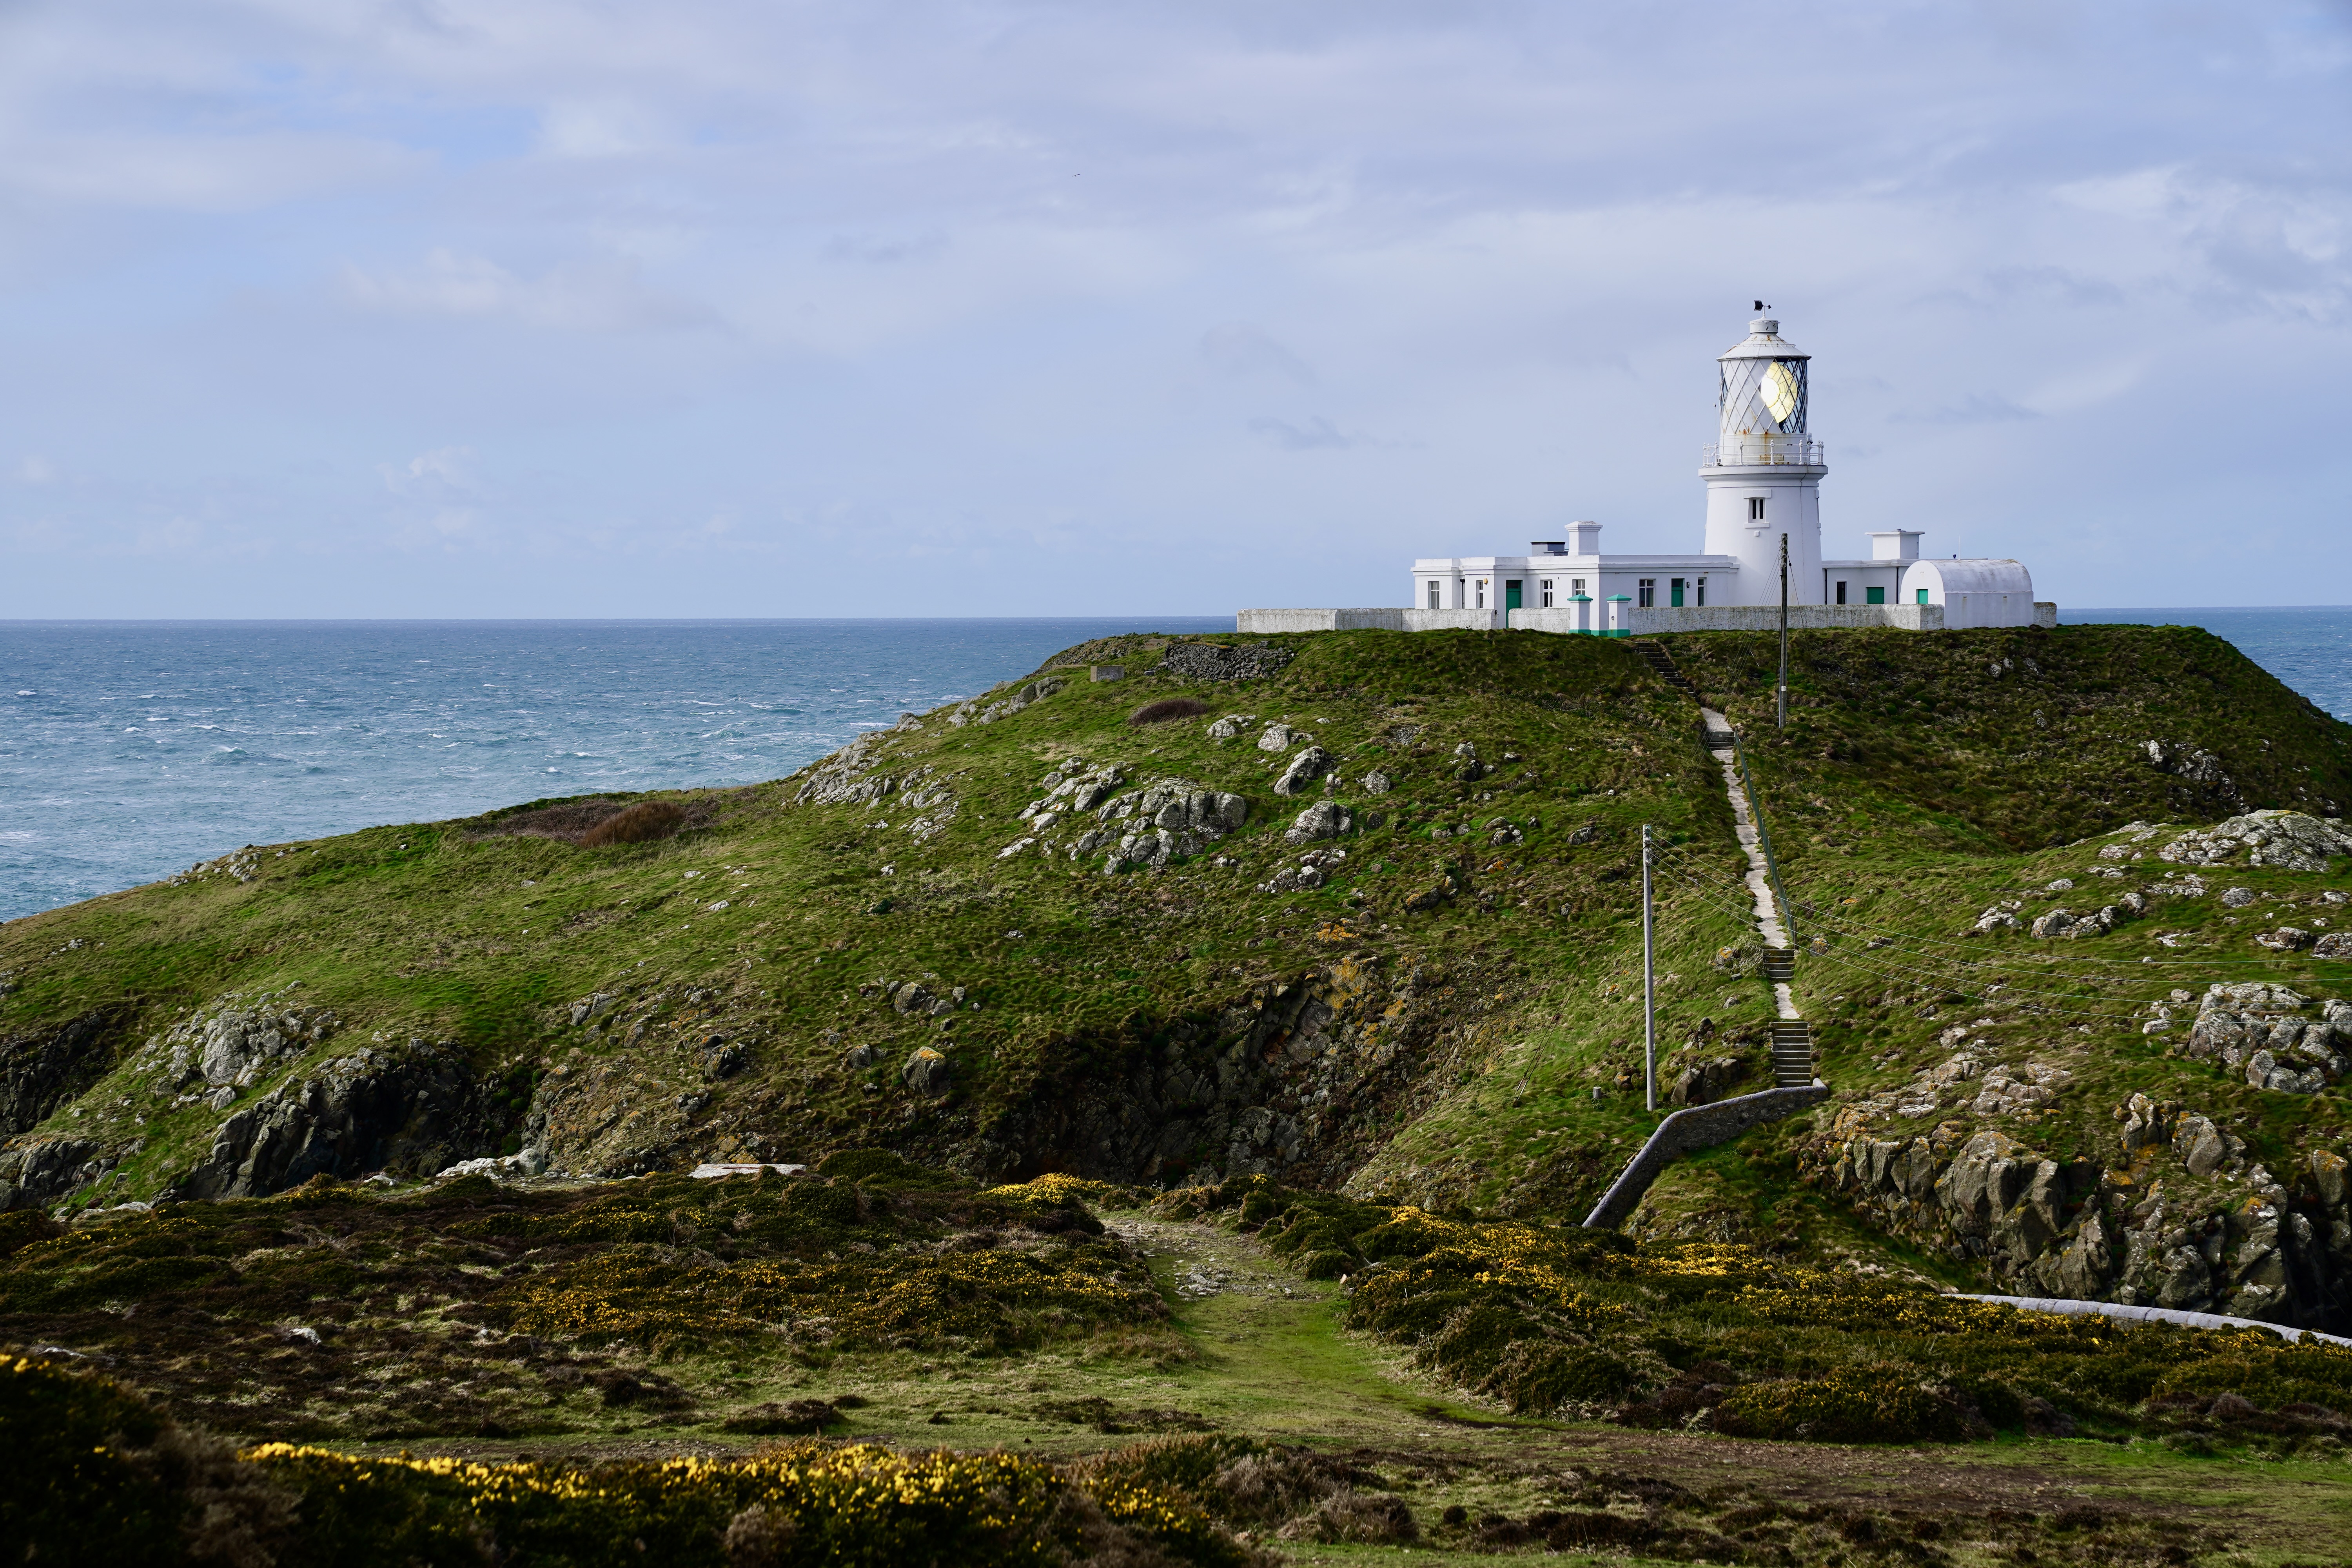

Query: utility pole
(1777, 532), (1790, 730)
(1641, 823), (1656, 1112)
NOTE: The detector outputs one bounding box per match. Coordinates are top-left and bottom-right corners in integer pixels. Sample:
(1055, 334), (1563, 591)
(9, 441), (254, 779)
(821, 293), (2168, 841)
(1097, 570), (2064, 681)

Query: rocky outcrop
(174, 1040), (499, 1200)
(2183, 984), (2352, 1095)
(0, 1136), (109, 1211)
(1818, 1093), (2352, 1331)
(0, 1009), (125, 1137)
(158, 1004), (338, 1093)
(2144, 739), (2239, 802)
(2160, 810), (2352, 871)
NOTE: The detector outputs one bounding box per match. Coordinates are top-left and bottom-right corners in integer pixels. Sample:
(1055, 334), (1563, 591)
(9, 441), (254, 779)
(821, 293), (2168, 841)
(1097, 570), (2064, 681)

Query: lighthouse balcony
(1702, 436), (1824, 468)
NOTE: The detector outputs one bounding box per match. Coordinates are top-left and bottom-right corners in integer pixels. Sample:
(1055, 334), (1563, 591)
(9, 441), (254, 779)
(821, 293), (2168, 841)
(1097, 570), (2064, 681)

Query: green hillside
(15, 621), (2352, 1564)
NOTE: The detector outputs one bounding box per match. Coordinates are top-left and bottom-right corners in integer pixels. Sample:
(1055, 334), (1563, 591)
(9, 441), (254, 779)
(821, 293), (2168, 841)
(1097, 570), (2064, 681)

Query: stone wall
(1582, 1083), (1831, 1229)
(1612, 604), (1943, 634)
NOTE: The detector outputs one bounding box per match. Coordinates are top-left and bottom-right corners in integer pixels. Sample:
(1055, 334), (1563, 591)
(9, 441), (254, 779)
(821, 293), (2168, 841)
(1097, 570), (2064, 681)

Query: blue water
(0, 619), (1227, 922)
(5, 612), (2348, 924)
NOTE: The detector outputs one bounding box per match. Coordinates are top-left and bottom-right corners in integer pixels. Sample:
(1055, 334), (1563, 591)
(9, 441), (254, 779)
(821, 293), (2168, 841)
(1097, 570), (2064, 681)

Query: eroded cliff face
(0, 998), (506, 1209)
(1817, 1095), (2352, 1331)
(968, 952), (1496, 1189)
(516, 955), (1511, 1194)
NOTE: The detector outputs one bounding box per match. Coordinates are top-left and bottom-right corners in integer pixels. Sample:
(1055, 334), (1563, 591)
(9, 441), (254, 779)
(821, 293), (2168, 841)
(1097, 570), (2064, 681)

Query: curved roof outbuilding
(1899, 558), (2038, 629)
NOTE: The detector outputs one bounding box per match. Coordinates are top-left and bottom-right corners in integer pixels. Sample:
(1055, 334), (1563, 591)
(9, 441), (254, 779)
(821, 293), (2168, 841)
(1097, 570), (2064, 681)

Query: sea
(2, 609), (2346, 924)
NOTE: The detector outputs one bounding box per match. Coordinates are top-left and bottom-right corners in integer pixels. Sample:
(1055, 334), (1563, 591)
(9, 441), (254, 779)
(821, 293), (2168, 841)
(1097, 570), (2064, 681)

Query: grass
(18, 620), (2352, 1559)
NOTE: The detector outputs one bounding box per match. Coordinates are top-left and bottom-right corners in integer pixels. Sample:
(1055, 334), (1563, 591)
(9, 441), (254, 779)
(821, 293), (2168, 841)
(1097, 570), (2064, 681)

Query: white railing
(1703, 436), (1824, 467)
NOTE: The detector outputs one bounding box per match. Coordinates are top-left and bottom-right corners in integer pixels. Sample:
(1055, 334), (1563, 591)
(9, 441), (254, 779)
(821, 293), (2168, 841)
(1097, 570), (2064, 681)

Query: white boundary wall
(1240, 602), (2057, 636)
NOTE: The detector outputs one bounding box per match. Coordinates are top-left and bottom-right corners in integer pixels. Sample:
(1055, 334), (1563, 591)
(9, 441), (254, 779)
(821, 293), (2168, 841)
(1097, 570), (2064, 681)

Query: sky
(2, 0), (2347, 618)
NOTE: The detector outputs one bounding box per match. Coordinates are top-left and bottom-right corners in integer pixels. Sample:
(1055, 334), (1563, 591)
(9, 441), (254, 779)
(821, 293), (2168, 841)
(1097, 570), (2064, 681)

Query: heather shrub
(1129, 697), (1212, 725)
(579, 799), (688, 846)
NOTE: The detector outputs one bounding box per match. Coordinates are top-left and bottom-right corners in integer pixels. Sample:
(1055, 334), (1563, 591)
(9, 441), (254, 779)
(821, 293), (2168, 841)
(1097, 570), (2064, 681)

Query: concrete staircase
(1760, 946), (1795, 982)
(1629, 639), (1700, 701)
(1770, 1020), (1818, 1088)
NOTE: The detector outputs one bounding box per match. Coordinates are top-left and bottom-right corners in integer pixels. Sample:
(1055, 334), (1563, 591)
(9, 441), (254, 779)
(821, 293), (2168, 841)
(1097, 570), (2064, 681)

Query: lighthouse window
(1696, 576), (1707, 606)
(1638, 579), (1656, 608)
(1571, 578), (1585, 596)
(1475, 580), (1487, 609)
(1748, 497), (1766, 522)
(1427, 581), (1441, 609)
(1835, 581), (1847, 605)
(1540, 579), (1555, 608)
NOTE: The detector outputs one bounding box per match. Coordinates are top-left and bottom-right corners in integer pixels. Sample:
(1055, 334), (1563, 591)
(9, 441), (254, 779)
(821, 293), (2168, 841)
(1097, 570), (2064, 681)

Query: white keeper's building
(1241, 313), (2051, 637)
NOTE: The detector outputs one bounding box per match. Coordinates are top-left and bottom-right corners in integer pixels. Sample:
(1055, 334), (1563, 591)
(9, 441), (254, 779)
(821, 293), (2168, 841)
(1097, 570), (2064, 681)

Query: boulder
(2220, 886), (2259, 907)
(1274, 747), (1335, 796)
(1207, 715), (1247, 740)
(2173, 1114), (2233, 1177)
(844, 1044), (875, 1069)
(903, 1048), (952, 1097)
(1258, 724), (1305, 752)
(2256, 927), (2315, 951)
(2317, 933), (2352, 959)
(1361, 770), (1392, 795)
(1285, 802), (1354, 845)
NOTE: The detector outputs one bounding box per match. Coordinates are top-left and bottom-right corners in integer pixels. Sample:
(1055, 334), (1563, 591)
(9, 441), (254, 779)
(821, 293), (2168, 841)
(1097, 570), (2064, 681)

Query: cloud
(382, 446), (477, 501)
(1201, 323), (1316, 384)
(1247, 415), (1352, 451)
(0, 0), (2346, 614)
(340, 249), (718, 331)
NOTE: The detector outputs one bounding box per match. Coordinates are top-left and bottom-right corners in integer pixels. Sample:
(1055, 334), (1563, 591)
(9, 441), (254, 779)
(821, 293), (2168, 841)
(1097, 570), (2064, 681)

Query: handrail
(1703, 437), (1824, 467)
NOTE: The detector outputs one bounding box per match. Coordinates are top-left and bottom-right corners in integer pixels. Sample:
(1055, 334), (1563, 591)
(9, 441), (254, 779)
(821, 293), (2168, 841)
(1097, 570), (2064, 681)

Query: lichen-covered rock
(2160, 810), (2352, 872)
(902, 1048), (951, 1098)
(1257, 723), (1304, 753)
(1273, 747), (1334, 797)
(2144, 739), (2237, 795)
(1361, 770), (1392, 795)
(1285, 802), (1353, 845)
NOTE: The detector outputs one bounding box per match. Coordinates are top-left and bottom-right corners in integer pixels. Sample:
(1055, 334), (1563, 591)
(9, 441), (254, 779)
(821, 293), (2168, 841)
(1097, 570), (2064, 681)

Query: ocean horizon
(4, 608), (2345, 922)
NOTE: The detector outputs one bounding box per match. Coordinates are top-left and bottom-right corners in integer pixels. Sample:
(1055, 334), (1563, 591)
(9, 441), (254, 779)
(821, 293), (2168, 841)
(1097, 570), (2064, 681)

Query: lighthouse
(1247, 304), (2054, 636)
(1700, 314), (1825, 607)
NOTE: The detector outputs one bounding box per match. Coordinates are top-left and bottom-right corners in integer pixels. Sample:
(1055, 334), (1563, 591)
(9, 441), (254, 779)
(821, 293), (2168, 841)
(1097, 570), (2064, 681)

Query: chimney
(1565, 520), (1602, 555)
(1867, 530), (1923, 562)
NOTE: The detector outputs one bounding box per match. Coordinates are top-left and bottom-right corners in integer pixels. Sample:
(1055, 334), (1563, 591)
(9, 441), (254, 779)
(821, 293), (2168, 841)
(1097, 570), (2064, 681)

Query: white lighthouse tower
(1700, 312), (1825, 607)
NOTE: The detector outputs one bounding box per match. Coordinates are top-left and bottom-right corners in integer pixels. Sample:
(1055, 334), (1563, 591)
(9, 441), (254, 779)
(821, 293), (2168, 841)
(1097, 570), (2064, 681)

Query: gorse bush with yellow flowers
(3, 1354), (1269, 1568)
(1163, 1175), (2352, 1448)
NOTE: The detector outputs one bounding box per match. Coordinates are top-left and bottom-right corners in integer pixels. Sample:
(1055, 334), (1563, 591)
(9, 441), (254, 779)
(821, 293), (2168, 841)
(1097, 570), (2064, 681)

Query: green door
(1916, 588), (1929, 605)
(1669, 578), (1686, 607)
(1504, 581), (1522, 611)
